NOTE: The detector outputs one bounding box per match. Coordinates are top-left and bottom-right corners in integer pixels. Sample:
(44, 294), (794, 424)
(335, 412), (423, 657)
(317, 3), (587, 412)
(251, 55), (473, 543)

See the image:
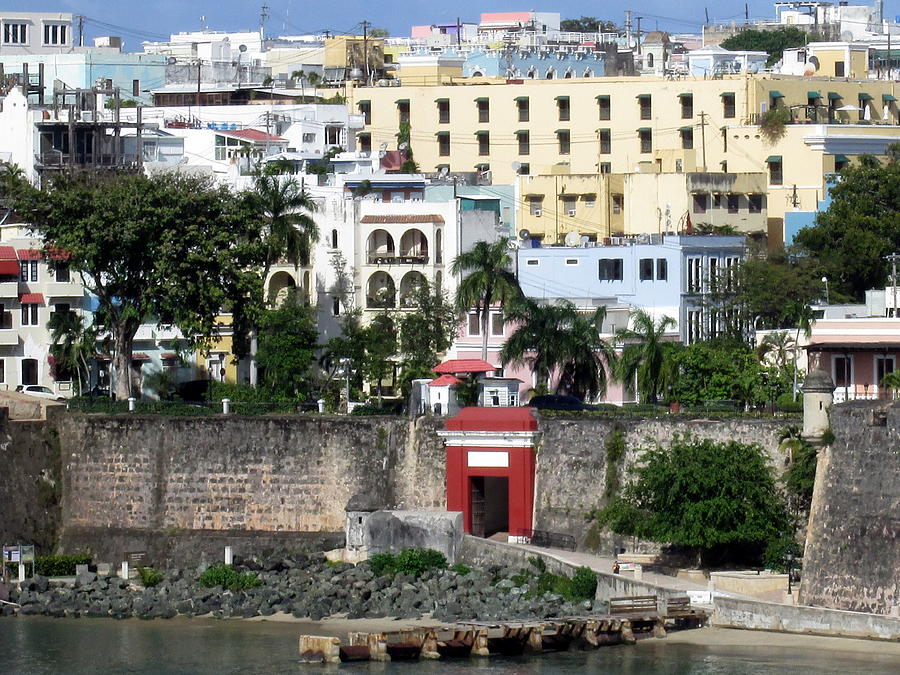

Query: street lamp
(785, 551), (795, 595)
(822, 276), (830, 305)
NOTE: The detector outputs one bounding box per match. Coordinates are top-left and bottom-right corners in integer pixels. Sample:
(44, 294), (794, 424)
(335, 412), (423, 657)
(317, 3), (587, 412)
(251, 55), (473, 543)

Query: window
(833, 355), (852, 388)
(4, 23), (28, 45)
(53, 264), (70, 283)
(518, 163), (530, 175)
(132, 79), (140, 97)
(332, 297), (340, 316)
(437, 133), (450, 156)
(584, 195), (596, 208)
(43, 23), (67, 45)
(20, 260), (38, 283)
(557, 130), (570, 155)
(687, 309), (702, 344)
(325, 126), (341, 146)
(639, 258), (653, 281)
(0, 359), (4, 383)
(724, 257), (739, 291)
(528, 197), (543, 216)
(722, 93), (736, 118)
(517, 131), (530, 155)
(467, 313), (481, 336)
(680, 94), (693, 118)
(768, 159), (783, 185)
(599, 162), (611, 174)
(876, 355), (895, 387)
(639, 128), (652, 153)
(437, 99), (450, 124)
(0, 304), (9, 330)
(397, 100), (410, 123)
(708, 258), (719, 291)
(358, 132), (371, 153)
(525, 258), (539, 266)
(599, 258), (624, 281)
(476, 98), (490, 123)
(598, 129), (611, 154)
(302, 133), (316, 143)
(565, 258), (579, 266)
(597, 95), (611, 120)
(692, 194), (708, 214)
(516, 97), (529, 122)
(562, 196), (576, 216)
(330, 229), (338, 249)
(358, 101), (371, 125)
(834, 62), (845, 77)
(612, 194), (623, 214)
(656, 258), (668, 281)
(680, 128), (694, 150)
(727, 194), (739, 213)
(21, 303), (38, 326)
(557, 96), (570, 121)
(491, 312), (504, 336)
(687, 257), (702, 293)
(749, 194), (763, 213)
(638, 95), (651, 120)
(477, 131), (490, 155)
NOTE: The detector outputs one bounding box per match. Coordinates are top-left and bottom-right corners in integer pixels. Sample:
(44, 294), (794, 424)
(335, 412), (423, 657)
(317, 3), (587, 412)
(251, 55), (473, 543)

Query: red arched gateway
(438, 407), (540, 541)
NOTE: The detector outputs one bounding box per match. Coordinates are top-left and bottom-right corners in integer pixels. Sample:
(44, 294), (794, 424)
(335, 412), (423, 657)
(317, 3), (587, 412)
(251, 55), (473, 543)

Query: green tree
(720, 27), (816, 67)
(7, 172), (264, 399)
(396, 279), (459, 394)
(793, 154), (900, 300)
(598, 436), (790, 566)
(47, 310), (97, 395)
(256, 289), (319, 397)
(501, 300), (615, 400)
(363, 311), (398, 403)
(560, 16), (619, 33)
(451, 240), (522, 363)
(670, 339), (765, 407)
(251, 174), (319, 289)
(756, 330), (796, 369)
(615, 310), (679, 403)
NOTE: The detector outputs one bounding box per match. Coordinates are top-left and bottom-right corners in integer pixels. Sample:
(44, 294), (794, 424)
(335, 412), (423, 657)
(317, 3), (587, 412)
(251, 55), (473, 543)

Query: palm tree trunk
(481, 307), (489, 363)
(792, 325), (801, 401)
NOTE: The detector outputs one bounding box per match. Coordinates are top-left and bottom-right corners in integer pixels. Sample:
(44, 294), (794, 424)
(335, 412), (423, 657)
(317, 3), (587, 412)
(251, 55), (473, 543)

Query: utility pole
(360, 20), (370, 84)
(744, 3), (749, 23)
(698, 111), (708, 171)
(886, 253), (900, 317)
(624, 11), (632, 46)
(77, 15), (84, 47)
(259, 4), (269, 41)
(635, 16), (643, 55)
(456, 17), (462, 48)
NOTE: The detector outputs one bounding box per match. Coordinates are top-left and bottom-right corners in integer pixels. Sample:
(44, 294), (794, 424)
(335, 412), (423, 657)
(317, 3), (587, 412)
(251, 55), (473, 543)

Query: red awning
(160, 352), (179, 359)
(0, 247), (19, 275)
(380, 150), (405, 171)
(17, 249), (42, 260)
(132, 353), (150, 360)
(433, 359), (495, 374)
(19, 293), (44, 304)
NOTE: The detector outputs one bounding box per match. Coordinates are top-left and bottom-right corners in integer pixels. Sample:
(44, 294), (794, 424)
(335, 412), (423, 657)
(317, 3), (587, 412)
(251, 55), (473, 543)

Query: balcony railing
(367, 254), (429, 265)
(37, 153), (140, 168)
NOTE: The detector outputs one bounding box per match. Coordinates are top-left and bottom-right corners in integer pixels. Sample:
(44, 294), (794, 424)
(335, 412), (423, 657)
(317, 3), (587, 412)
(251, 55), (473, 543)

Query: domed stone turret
(802, 359), (835, 442)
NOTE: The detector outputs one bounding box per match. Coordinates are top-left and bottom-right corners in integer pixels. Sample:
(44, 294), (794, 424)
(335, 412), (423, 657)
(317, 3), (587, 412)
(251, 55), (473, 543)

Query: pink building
(807, 319), (900, 402)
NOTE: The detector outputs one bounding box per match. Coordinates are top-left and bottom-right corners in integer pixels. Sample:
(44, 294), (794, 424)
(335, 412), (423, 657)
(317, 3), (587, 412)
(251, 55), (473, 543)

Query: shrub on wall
(366, 549), (448, 577)
(199, 563), (262, 591)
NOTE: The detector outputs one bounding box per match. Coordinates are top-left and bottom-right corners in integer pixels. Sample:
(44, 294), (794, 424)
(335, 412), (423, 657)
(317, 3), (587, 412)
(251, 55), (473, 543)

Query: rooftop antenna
(200, 15), (206, 30)
(260, 4), (270, 40)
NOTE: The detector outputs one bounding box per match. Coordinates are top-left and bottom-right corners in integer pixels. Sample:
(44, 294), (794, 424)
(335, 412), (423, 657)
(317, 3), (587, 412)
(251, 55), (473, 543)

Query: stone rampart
(800, 402), (900, 615)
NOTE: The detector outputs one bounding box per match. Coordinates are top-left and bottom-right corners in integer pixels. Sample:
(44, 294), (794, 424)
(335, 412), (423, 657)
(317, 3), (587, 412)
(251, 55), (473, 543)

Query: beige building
(351, 74), (899, 243)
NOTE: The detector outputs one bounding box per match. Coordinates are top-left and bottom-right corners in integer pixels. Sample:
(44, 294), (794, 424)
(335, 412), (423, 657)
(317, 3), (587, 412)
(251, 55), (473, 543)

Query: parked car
(527, 394), (597, 411)
(15, 385), (66, 402)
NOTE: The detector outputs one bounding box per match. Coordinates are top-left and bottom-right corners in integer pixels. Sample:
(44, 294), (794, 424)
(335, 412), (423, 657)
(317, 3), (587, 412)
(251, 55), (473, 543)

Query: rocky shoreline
(2, 553), (600, 623)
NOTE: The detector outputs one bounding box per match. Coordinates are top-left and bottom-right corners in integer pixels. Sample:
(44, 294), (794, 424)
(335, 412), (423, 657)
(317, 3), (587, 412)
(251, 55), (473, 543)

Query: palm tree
(756, 330), (796, 369)
(451, 240), (522, 362)
(47, 310), (97, 395)
(615, 309), (679, 404)
(252, 174), (320, 301)
(501, 300), (615, 401)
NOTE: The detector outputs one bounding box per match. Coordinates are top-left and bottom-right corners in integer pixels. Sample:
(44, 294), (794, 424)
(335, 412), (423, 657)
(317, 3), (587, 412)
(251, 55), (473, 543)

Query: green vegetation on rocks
(199, 563), (262, 591)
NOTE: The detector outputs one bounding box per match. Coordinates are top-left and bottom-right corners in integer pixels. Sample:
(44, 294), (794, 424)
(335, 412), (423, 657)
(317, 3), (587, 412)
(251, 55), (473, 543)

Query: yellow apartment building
(351, 74), (899, 243)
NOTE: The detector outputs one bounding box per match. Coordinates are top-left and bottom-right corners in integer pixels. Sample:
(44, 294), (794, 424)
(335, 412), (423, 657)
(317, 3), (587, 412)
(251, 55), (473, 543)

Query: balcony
(45, 281), (85, 298)
(366, 254), (429, 265)
(0, 281), (19, 297)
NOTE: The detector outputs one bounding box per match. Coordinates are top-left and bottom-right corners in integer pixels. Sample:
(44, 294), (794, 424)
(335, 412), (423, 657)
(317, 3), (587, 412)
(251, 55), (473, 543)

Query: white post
(317, 398), (326, 413)
(121, 561), (129, 579)
(224, 546), (233, 566)
(127, 397), (136, 412)
(634, 564), (643, 581)
(18, 562), (25, 583)
(222, 398), (231, 415)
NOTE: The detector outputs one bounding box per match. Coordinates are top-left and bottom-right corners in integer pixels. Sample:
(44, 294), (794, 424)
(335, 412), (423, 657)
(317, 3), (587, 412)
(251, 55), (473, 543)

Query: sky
(10, 1), (900, 46)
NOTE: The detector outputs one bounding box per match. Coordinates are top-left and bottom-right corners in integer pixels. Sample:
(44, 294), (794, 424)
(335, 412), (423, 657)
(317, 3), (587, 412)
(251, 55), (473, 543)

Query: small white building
(687, 45), (769, 77)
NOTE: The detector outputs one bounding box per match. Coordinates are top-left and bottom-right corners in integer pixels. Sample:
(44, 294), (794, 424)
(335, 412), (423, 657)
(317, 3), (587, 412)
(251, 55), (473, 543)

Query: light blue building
(516, 234), (746, 343)
(463, 48), (609, 79)
(0, 52), (168, 105)
(784, 175), (836, 246)
(425, 184), (516, 236)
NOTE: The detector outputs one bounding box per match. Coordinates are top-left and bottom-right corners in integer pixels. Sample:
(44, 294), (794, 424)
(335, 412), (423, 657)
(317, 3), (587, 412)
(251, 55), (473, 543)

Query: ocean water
(1, 617), (898, 674)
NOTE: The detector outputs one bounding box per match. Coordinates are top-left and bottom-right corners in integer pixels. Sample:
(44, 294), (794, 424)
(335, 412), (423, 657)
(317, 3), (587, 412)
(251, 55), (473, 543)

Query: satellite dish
(519, 229), (531, 240)
(439, 166), (450, 176)
(564, 231), (580, 247)
(511, 161), (522, 171)
(379, 142), (388, 151)
(580, 235), (590, 246)
(747, 63), (759, 74)
(809, 56), (820, 70)
(239, 44), (248, 53)
(399, 141), (409, 151)
(167, 56), (177, 65)
(349, 67), (364, 81)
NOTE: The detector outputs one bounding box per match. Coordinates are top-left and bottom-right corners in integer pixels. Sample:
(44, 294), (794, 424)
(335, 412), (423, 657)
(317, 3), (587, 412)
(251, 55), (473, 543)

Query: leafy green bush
(365, 549), (447, 577)
(350, 402), (402, 416)
(527, 556), (547, 573)
(199, 563), (262, 591)
(776, 393), (803, 413)
(570, 567), (598, 602)
(138, 567), (164, 587)
(38, 554), (92, 577)
(450, 563), (470, 576)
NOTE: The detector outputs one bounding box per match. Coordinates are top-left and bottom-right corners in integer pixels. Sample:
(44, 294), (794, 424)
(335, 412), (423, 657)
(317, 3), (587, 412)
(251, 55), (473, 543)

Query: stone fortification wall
(55, 414), (446, 565)
(533, 415), (787, 548)
(0, 409), (62, 553)
(800, 402), (900, 615)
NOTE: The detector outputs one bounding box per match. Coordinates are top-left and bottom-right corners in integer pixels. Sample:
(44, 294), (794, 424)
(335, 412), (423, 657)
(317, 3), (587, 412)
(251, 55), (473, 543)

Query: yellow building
(351, 74), (898, 243)
(324, 35), (385, 75)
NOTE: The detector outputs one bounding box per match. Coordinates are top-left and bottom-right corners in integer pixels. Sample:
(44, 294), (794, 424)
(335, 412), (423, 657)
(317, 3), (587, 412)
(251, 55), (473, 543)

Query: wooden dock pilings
(299, 595), (709, 664)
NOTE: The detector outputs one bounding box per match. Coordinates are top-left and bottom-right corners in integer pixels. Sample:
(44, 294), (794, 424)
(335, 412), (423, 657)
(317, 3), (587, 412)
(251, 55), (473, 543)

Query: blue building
(516, 234), (746, 343)
(784, 174), (836, 246)
(463, 47), (609, 79)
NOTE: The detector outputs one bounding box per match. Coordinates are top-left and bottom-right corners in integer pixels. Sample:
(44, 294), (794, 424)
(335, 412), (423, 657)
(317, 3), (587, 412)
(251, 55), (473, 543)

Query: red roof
(132, 353), (150, 360)
(380, 150), (405, 171)
(217, 128), (285, 143)
(434, 359), (495, 374)
(0, 247), (19, 276)
(19, 293), (44, 304)
(445, 406), (538, 432)
(17, 249), (42, 260)
(428, 374), (462, 387)
(0, 246), (17, 261)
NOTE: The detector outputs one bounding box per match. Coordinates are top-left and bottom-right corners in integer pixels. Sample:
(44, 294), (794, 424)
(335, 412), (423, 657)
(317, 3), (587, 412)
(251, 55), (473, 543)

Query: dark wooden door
(470, 477), (486, 538)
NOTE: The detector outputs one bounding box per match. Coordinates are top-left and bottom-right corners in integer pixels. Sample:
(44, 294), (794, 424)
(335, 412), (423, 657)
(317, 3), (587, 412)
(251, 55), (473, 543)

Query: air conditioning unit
(532, 209), (542, 217)
(567, 209), (576, 217)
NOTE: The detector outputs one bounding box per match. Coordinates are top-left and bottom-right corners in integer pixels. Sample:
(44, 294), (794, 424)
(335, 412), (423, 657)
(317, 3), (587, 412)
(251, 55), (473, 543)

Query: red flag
(685, 213), (693, 234)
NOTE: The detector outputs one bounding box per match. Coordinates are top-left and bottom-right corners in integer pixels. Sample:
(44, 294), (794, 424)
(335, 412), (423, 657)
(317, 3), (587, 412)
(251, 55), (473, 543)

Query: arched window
(647, 53), (654, 68)
(331, 229), (338, 249)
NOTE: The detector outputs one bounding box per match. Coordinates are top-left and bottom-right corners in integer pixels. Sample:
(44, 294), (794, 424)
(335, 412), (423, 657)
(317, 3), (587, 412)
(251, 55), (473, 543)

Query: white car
(15, 385), (65, 402)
